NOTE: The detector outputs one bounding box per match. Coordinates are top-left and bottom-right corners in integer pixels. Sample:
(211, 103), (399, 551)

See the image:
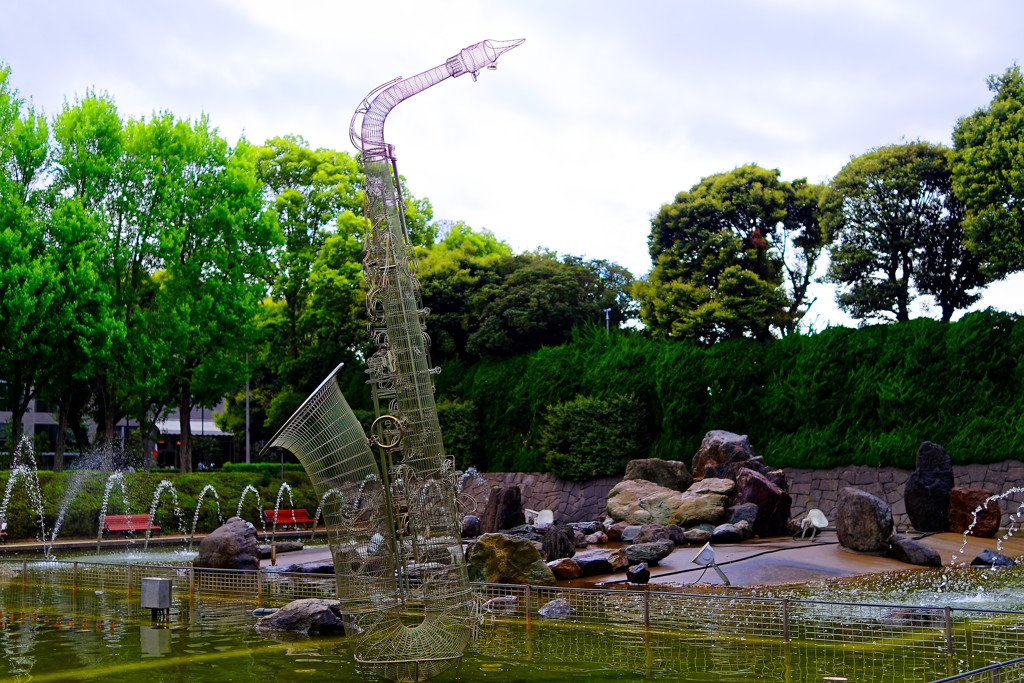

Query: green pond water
(2, 548), (1024, 681)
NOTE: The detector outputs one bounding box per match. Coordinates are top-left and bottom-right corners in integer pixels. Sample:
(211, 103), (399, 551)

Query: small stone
(547, 558), (584, 580)
(538, 598), (575, 619)
(626, 562), (650, 584)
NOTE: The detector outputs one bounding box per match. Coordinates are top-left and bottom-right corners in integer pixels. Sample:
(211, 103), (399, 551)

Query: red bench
(103, 514), (161, 536)
(264, 509), (316, 530)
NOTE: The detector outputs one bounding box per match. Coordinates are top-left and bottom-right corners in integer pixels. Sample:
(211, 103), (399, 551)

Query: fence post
(127, 565), (133, 601)
(524, 585), (531, 625)
(189, 567), (195, 608)
(782, 599), (790, 643)
(257, 569), (263, 607)
(643, 587), (650, 631)
(21, 560), (27, 589)
(73, 562), (78, 595)
(944, 606), (953, 655)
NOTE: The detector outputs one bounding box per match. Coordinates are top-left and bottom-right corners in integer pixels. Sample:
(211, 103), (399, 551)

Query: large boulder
(194, 517), (260, 570)
(547, 557), (584, 580)
(466, 533), (556, 585)
(635, 524), (671, 544)
(571, 549), (614, 576)
(904, 442), (954, 532)
(625, 540), (674, 566)
(732, 468), (792, 537)
(692, 430), (755, 479)
(949, 487), (1000, 537)
(541, 525), (576, 561)
(606, 478), (732, 527)
(836, 487), (893, 553)
(255, 598), (354, 636)
(480, 486), (525, 534)
(624, 458), (693, 491)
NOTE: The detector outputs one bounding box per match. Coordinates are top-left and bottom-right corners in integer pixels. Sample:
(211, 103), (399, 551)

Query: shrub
(541, 394), (651, 480)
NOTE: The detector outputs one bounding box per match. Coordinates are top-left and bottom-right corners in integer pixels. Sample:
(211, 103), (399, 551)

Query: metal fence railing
(3, 558), (1024, 681)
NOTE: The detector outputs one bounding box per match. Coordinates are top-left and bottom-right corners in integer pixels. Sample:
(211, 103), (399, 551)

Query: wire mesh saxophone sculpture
(264, 39), (523, 681)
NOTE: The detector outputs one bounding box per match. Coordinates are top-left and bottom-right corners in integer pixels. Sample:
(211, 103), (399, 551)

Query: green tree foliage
(0, 65), (55, 447)
(825, 142), (987, 323)
(636, 164), (825, 342)
(952, 65), (1024, 277)
(541, 394), (650, 480)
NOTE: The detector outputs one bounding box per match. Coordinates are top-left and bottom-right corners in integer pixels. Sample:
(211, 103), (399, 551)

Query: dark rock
(624, 458), (693, 491)
(584, 531), (607, 545)
(733, 468), (792, 537)
(625, 540), (674, 566)
(836, 487), (893, 553)
(626, 562), (650, 584)
(726, 502), (759, 527)
(465, 533), (557, 585)
(971, 549), (1017, 568)
(606, 521), (629, 541)
(665, 524), (687, 545)
(572, 550), (614, 576)
(692, 430), (755, 479)
(904, 442), (954, 532)
(712, 523), (744, 543)
(255, 598), (355, 636)
(620, 525), (642, 542)
(888, 535), (942, 567)
(573, 529), (588, 548)
(461, 515), (480, 538)
(705, 455), (768, 482)
(569, 521), (603, 535)
(949, 487), (1000, 538)
(878, 606), (944, 627)
(538, 598), (575, 619)
(194, 517), (260, 570)
(541, 524), (576, 561)
(547, 557), (584, 580)
(481, 486), (526, 534)
(764, 469), (789, 492)
(635, 524), (670, 544)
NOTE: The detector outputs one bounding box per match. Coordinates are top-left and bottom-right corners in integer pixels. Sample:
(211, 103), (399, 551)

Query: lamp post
(603, 308), (611, 334)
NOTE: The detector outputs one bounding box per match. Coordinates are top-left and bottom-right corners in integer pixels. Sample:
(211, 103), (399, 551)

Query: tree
(0, 65), (53, 449)
(144, 115), (279, 472)
(952, 65), (1024, 278)
(825, 142), (987, 323)
(637, 164), (825, 342)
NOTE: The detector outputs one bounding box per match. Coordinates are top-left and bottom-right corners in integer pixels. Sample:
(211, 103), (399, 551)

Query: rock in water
(538, 598), (575, 619)
(836, 488), (893, 553)
(194, 517), (260, 570)
(888, 535), (942, 567)
(971, 549), (1017, 568)
(626, 562), (650, 584)
(466, 533), (557, 585)
(625, 540), (674, 566)
(541, 524), (576, 561)
(904, 442), (954, 532)
(255, 598), (357, 636)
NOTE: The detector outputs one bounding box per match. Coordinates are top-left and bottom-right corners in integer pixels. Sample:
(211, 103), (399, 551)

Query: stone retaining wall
(466, 460), (1024, 530)
(785, 460), (1024, 530)
(460, 472), (619, 523)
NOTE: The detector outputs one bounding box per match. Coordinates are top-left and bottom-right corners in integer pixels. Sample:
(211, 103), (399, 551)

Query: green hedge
(0, 470), (318, 542)
(447, 310), (1024, 476)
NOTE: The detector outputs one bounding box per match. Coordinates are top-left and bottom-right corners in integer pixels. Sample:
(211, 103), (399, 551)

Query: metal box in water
(140, 577), (172, 610)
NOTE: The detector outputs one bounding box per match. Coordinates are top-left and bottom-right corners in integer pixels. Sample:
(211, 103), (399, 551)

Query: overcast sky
(2, 0), (1022, 329)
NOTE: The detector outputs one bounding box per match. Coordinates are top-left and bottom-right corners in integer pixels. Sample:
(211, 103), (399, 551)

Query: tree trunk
(178, 384), (193, 473)
(53, 392), (69, 473)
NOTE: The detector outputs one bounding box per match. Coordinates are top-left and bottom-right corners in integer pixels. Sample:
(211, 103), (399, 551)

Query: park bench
(102, 514), (160, 536)
(264, 508), (316, 531)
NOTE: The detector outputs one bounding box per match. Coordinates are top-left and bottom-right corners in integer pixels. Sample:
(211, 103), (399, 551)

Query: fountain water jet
(235, 484), (265, 532)
(188, 485), (223, 550)
(0, 436), (48, 545)
(95, 472), (132, 552)
(144, 480), (185, 550)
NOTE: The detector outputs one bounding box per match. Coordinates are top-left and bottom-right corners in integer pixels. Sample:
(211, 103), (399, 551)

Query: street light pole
(603, 308), (611, 334)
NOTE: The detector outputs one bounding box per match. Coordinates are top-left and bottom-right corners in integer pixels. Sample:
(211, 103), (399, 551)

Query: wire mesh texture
(257, 39), (524, 682)
(3, 559), (1024, 680)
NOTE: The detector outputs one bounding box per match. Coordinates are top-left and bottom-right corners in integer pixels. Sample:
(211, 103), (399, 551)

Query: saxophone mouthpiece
(447, 38), (525, 81)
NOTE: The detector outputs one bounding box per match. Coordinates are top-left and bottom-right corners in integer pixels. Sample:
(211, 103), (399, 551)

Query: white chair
(798, 509), (829, 540)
